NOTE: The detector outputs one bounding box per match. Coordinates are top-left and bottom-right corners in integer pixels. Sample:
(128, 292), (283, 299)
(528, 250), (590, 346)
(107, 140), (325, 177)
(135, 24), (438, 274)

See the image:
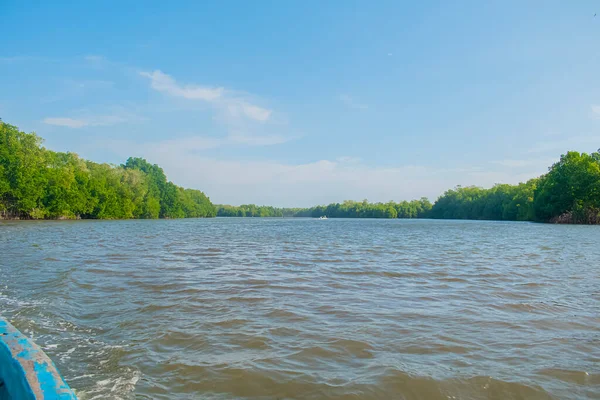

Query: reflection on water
(1, 218), (599, 399)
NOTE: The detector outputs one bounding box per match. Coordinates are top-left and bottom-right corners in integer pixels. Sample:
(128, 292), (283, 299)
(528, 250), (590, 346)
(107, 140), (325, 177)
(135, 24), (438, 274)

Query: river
(0, 218), (598, 399)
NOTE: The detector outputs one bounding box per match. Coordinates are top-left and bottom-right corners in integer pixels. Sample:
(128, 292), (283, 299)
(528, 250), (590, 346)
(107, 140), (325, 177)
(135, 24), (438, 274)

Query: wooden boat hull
(0, 318), (77, 399)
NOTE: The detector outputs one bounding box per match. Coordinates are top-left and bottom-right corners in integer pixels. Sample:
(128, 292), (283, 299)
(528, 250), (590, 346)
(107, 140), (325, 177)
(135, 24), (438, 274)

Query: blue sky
(1, 1), (599, 206)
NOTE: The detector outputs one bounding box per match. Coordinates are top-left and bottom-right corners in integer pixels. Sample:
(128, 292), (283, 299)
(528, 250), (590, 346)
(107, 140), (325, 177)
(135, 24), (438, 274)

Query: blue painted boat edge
(0, 318), (78, 400)
(0, 336), (37, 400)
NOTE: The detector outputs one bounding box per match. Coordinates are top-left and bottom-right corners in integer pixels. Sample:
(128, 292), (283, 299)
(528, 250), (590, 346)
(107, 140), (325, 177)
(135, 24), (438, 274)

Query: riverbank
(549, 209), (600, 224)
(2, 121), (599, 224)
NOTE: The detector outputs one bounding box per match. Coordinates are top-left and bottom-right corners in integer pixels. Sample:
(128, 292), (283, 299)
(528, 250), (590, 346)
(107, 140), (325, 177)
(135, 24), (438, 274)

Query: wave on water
(2, 219), (599, 399)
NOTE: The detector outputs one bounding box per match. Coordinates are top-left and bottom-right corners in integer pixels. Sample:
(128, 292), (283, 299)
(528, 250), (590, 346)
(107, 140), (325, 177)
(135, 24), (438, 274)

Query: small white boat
(318, 216), (328, 220)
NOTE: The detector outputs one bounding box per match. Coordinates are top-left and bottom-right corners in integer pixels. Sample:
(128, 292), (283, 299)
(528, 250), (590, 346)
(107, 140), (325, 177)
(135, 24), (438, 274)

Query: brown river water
(0, 218), (599, 399)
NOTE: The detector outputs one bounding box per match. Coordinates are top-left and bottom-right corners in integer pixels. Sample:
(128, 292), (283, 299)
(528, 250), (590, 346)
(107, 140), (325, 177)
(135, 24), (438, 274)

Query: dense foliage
(2, 121), (598, 223)
(219, 151), (600, 224)
(0, 122), (215, 219)
(430, 150), (600, 224)
(216, 204), (303, 218)
(533, 151), (600, 224)
(295, 199), (433, 219)
(217, 199), (432, 219)
(429, 182), (538, 221)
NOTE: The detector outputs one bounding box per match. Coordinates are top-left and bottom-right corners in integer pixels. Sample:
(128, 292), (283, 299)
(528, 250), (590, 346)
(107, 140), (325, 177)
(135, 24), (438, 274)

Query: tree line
(429, 150), (600, 224)
(217, 199), (433, 219)
(218, 151), (600, 224)
(0, 122), (215, 219)
(2, 121), (599, 223)
(216, 204), (304, 218)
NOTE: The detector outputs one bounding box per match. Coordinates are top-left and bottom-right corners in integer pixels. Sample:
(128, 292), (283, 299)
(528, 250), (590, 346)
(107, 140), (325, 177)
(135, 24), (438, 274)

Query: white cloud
(164, 156), (542, 206)
(339, 94), (368, 110)
(143, 153), (437, 206)
(591, 105), (600, 118)
(101, 137), (544, 206)
(139, 69), (272, 123)
(239, 102), (272, 122)
(139, 70), (223, 101)
(43, 117), (89, 128)
(43, 115), (126, 128)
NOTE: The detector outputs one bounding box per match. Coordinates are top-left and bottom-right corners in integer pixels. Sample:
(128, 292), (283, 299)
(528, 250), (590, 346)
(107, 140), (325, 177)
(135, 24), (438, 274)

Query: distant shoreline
(2, 121), (599, 225)
(2, 215), (595, 225)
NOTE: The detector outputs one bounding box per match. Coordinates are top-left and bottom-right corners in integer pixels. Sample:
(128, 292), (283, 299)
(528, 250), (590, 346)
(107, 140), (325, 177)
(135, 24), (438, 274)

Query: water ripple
(1, 218), (599, 399)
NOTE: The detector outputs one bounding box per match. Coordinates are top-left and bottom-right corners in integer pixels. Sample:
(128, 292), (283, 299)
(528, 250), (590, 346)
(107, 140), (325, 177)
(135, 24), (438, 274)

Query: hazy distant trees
(219, 150), (600, 224)
(216, 204), (302, 217)
(216, 198), (432, 219)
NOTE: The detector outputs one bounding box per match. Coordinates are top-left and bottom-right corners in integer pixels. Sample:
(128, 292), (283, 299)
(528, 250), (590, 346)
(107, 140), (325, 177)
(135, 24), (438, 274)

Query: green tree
(0, 123), (48, 218)
(0, 122), (214, 220)
(534, 151), (600, 223)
